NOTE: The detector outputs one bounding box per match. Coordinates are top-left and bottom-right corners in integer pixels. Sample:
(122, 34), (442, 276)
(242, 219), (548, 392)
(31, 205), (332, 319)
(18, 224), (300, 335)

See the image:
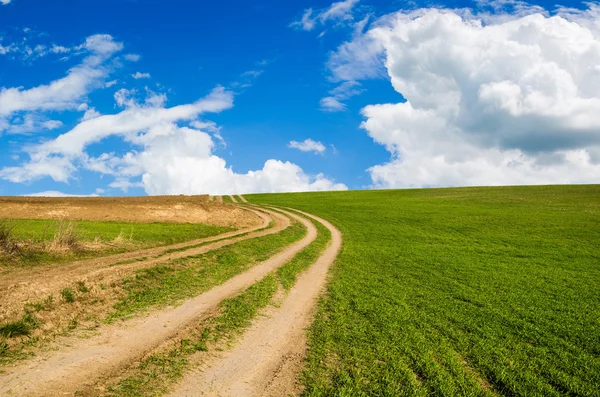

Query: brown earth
(167, 209), (342, 397)
(0, 195), (255, 228)
(0, 209), (317, 397)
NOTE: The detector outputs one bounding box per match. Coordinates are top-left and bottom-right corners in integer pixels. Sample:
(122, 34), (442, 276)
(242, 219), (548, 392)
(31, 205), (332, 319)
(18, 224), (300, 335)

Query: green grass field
(0, 219), (231, 268)
(249, 185), (600, 396)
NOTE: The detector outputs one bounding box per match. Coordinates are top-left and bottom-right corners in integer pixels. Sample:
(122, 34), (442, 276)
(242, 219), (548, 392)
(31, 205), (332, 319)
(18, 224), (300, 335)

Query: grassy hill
(249, 185), (600, 396)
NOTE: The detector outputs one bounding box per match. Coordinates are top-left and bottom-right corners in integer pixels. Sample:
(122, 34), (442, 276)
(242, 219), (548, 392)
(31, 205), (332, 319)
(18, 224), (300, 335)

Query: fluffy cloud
(289, 138), (326, 154)
(291, 0), (359, 31)
(2, 86), (346, 194)
(332, 5), (600, 187)
(132, 71), (150, 79)
(1, 0), (11, 5)
(0, 34), (122, 117)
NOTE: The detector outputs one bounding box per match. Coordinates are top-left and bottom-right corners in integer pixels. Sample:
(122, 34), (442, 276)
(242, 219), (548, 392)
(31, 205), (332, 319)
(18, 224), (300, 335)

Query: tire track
(0, 209), (317, 397)
(0, 207), (279, 322)
(168, 209), (341, 397)
(230, 195), (238, 203)
(238, 195), (249, 203)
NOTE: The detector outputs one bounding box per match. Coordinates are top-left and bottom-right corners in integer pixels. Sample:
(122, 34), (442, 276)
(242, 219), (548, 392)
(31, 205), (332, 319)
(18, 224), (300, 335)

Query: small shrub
(61, 288), (75, 303)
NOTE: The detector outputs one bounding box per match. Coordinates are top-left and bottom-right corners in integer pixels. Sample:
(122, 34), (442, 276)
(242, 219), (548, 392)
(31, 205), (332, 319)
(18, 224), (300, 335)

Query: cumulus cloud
(1, 86), (346, 194)
(1, 0), (12, 5)
(289, 138), (327, 154)
(132, 71), (150, 79)
(331, 5), (600, 187)
(291, 0), (359, 31)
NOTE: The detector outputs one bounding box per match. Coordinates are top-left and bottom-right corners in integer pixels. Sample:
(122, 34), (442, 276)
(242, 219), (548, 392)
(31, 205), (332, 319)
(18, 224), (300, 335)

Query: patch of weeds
(0, 320), (30, 338)
(0, 311), (38, 339)
(76, 281), (89, 293)
(61, 288), (76, 303)
(67, 316), (78, 331)
(25, 295), (54, 312)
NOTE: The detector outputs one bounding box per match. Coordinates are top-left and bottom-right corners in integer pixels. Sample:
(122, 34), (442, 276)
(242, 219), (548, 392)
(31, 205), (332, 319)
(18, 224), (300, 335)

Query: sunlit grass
(250, 185), (600, 396)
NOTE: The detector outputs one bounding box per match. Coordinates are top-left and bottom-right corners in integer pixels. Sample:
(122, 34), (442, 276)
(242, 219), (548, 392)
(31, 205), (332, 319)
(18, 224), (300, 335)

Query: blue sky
(0, 0), (599, 196)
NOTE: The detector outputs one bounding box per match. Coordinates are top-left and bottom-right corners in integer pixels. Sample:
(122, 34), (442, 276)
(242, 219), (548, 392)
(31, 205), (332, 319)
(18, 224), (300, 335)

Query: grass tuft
(0, 219), (19, 255)
(49, 220), (80, 251)
(60, 288), (76, 303)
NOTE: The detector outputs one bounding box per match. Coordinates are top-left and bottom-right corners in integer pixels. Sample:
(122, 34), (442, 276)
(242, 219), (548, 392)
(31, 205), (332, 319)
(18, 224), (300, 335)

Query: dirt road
(167, 209), (341, 397)
(238, 195), (249, 203)
(0, 209), (317, 396)
(230, 195), (238, 203)
(0, 207), (284, 324)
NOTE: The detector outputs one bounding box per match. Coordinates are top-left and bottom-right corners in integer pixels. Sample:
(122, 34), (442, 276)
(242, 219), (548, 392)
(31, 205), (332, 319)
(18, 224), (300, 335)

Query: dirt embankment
(0, 195), (255, 228)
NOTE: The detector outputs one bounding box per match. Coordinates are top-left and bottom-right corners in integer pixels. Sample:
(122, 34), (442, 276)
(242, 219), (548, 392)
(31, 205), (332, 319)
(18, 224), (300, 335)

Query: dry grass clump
(48, 220), (80, 251)
(0, 219), (19, 255)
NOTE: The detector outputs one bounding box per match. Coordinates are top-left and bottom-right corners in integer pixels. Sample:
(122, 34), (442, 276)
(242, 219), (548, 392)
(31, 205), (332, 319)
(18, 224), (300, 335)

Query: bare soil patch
(0, 195), (255, 228)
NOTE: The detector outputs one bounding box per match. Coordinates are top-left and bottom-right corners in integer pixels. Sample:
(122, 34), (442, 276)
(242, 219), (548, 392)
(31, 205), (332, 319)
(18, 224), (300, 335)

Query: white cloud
(320, 80), (363, 111)
(0, 34), (123, 117)
(331, 5), (600, 187)
(132, 71), (151, 79)
(320, 97), (346, 112)
(2, 86), (346, 194)
(1, 0), (12, 5)
(289, 138), (327, 154)
(50, 44), (70, 54)
(1, 115), (63, 134)
(25, 190), (99, 197)
(124, 53), (140, 62)
(291, 0), (359, 31)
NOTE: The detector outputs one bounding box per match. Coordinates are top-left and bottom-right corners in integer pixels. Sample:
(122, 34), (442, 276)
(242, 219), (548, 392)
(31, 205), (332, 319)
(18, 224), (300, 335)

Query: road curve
(0, 209), (317, 397)
(168, 208), (342, 397)
(0, 207), (281, 322)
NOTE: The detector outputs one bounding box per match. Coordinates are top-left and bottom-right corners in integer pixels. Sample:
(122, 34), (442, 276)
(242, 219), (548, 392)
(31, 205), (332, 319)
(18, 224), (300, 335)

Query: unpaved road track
(168, 209), (341, 397)
(0, 207), (282, 322)
(0, 209), (317, 397)
(230, 195), (238, 203)
(238, 195), (249, 203)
